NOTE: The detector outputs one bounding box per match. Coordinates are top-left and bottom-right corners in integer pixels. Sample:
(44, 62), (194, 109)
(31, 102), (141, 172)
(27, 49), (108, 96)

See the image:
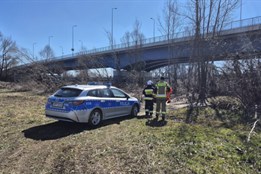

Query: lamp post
(111, 7), (117, 49)
(240, 0), (242, 27)
(240, 0), (242, 21)
(111, 7), (118, 72)
(150, 17), (155, 42)
(33, 42), (37, 60)
(71, 25), (77, 56)
(48, 36), (53, 47)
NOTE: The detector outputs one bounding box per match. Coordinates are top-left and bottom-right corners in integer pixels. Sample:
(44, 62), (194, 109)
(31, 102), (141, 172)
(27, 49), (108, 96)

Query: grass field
(0, 88), (260, 174)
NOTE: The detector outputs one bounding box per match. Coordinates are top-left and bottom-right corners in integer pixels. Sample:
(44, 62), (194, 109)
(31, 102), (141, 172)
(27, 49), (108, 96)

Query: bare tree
(119, 19), (146, 85)
(130, 19), (145, 72)
(186, 0), (239, 105)
(158, 0), (180, 40)
(158, 0), (180, 86)
(120, 19), (145, 71)
(220, 56), (261, 120)
(105, 27), (120, 83)
(121, 31), (131, 48)
(39, 45), (55, 60)
(8, 47), (64, 92)
(0, 33), (19, 81)
(76, 54), (112, 83)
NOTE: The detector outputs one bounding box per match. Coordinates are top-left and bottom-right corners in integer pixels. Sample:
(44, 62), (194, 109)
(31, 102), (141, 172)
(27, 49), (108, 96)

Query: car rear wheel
(88, 109), (102, 127)
(130, 104), (139, 117)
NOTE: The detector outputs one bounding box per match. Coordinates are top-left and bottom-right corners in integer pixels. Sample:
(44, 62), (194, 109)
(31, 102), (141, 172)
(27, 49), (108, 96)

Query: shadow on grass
(22, 121), (90, 141)
(22, 116), (135, 141)
(145, 118), (167, 127)
(137, 114), (168, 126)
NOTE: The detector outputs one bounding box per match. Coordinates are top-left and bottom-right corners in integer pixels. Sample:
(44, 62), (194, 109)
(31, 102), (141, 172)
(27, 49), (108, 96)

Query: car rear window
(87, 89), (99, 97)
(54, 88), (83, 97)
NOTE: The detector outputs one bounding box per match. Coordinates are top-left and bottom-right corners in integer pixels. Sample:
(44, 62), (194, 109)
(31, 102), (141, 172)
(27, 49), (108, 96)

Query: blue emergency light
(87, 82), (112, 87)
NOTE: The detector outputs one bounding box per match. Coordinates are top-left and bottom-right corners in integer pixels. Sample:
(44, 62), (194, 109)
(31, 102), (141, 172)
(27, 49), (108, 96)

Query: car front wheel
(130, 104), (139, 117)
(88, 109), (102, 127)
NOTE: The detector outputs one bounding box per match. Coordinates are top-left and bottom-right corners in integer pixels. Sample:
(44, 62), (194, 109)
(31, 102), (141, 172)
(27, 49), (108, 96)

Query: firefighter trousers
(145, 100), (154, 116)
(156, 98), (167, 117)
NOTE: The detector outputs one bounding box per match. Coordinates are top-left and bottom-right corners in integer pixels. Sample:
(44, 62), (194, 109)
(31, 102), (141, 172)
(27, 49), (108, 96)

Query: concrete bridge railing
(54, 16), (261, 61)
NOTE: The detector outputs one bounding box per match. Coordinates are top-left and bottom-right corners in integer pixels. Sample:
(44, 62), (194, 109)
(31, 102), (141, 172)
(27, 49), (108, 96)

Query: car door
(110, 88), (131, 116)
(99, 88), (116, 118)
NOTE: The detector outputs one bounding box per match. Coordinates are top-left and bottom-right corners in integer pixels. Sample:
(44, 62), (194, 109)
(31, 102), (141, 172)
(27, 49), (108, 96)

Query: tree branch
(247, 119), (259, 142)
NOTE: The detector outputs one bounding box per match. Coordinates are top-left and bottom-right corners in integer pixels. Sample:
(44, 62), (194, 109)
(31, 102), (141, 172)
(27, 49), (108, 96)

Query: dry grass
(0, 88), (260, 174)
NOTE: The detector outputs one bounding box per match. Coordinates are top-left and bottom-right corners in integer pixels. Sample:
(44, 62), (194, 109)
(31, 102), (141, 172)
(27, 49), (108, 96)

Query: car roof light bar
(87, 82), (112, 87)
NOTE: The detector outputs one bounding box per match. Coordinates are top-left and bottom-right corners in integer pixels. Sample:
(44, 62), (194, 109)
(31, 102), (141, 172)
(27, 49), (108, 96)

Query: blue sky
(0, 0), (261, 58)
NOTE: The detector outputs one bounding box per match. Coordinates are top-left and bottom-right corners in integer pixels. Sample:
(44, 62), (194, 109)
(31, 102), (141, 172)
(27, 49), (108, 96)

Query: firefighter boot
(162, 115), (165, 121)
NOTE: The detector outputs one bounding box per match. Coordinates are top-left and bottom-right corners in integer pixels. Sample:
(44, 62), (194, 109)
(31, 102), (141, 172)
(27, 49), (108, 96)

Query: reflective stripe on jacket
(144, 97), (154, 100)
(143, 85), (156, 101)
(144, 89), (153, 95)
(156, 81), (170, 98)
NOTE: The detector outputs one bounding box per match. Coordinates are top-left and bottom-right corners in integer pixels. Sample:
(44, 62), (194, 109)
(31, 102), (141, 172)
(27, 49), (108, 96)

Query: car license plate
(52, 102), (63, 108)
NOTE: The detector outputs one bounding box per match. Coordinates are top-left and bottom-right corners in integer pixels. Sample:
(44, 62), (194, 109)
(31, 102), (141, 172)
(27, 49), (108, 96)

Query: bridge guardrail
(52, 16), (261, 61)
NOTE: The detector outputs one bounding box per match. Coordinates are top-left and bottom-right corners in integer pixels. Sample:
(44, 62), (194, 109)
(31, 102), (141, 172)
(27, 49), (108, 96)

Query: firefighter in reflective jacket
(155, 77), (171, 121)
(142, 80), (156, 117)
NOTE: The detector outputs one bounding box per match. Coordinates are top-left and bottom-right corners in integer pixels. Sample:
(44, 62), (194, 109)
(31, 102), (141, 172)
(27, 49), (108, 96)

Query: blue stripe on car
(46, 98), (136, 113)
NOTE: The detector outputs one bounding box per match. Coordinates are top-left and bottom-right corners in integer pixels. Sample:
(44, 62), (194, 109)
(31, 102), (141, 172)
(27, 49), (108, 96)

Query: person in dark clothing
(142, 80), (156, 117)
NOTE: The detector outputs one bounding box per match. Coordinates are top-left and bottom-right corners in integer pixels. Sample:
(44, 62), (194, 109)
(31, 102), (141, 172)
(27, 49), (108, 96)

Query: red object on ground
(166, 87), (173, 103)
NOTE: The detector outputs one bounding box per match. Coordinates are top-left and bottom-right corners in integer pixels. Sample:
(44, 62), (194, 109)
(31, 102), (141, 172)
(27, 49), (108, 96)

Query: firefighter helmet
(147, 80), (153, 85)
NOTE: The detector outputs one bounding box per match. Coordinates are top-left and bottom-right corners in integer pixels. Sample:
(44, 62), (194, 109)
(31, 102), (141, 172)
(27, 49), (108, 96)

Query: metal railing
(54, 16), (261, 60)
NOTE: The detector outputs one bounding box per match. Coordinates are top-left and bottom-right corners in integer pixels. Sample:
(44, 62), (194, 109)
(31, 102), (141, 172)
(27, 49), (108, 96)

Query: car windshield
(54, 88), (82, 97)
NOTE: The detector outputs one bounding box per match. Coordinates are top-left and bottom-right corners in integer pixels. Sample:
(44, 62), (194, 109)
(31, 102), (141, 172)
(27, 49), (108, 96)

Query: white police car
(45, 82), (140, 126)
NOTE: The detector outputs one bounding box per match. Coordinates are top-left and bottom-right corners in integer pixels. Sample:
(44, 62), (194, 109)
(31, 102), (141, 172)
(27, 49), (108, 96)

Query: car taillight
(71, 100), (84, 106)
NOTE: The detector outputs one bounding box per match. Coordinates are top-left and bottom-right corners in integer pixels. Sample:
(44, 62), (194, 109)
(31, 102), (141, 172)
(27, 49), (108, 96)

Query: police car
(45, 82), (140, 126)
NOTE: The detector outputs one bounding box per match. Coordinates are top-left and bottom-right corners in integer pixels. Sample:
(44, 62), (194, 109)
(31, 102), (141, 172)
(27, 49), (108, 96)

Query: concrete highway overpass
(17, 16), (261, 72)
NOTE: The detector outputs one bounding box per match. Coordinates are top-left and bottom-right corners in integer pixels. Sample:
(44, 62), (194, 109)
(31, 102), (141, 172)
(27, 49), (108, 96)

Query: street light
(150, 17), (155, 42)
(48, 36), (53, 47)
(240, 0), (242, 21)
(71, 25), (77, 56)
(33, 42), (37, 60)
(240, 0), (242, 27)
(111, 7), (117, 49)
